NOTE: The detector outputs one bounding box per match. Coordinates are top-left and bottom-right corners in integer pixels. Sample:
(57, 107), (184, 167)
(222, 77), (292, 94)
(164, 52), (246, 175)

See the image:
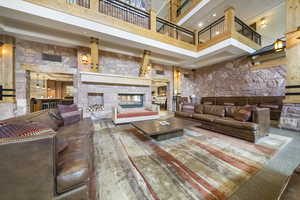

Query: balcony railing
(176, 0), (192, 17)
(66, 0), (90, 8)
(198, 16), (225, 44)
(235, 17), (261, 45)
(99, 0), (150, 29)
(157, 17), (195, 44)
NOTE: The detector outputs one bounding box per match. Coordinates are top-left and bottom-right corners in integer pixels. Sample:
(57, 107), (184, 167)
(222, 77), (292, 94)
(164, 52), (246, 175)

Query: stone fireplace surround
(75, 72), (152, 119)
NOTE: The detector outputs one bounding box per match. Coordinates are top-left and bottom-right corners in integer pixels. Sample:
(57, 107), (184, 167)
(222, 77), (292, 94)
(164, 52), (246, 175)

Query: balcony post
(224, 7), (235, 34)
(90, 0), (99, 11)
(150, 9), (157, 32)
(170, 0), (179, 22)
(194, 30), (199, 45)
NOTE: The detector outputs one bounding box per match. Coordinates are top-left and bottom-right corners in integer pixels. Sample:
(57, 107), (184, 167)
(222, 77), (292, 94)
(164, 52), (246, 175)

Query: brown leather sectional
(0, 109), (94, 200)
(201, 96), (284, 121)
(278, 165), (300, 200)
(175, 104), (270, 143)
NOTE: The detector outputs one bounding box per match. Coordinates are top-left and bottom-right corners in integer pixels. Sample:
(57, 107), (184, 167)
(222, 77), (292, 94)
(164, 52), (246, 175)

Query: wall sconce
(80, 55), (89, 65)
(274, 39), (284, 51)
(260, 17), (266, 28)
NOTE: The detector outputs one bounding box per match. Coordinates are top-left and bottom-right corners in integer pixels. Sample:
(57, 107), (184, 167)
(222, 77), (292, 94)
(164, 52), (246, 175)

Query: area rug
(94, 126), (292, 200)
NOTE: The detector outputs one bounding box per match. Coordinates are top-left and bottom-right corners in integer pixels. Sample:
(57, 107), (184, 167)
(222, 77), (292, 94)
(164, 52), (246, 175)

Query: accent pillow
(0, 122), (53, 139)
(182, 103), (195, 113)
(233, 106), (252, 122)
(49, 110), (64, 127)
(117, 105), (124, 113)
(194, 104), (204, 114)
(58, 104), (81, 126)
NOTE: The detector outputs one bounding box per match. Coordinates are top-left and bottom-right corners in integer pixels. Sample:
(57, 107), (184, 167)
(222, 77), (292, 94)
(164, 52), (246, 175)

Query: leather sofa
(175, 104), (270, 143)
(278, 165), (300, 200)
(0, 109), (94, 200)
(201, 96), (284, 121)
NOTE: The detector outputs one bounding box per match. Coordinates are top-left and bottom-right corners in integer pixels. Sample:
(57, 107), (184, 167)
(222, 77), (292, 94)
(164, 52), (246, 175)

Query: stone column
(279, 0), (300, 131)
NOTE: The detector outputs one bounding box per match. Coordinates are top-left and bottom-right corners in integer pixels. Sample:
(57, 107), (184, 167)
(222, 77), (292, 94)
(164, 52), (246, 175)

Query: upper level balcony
(0, 0), (262, 68)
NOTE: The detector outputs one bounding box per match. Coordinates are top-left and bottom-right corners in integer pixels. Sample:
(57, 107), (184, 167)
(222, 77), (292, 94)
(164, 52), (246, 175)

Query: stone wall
(14, 39), (78, 116)
(194, 57), (286, 98)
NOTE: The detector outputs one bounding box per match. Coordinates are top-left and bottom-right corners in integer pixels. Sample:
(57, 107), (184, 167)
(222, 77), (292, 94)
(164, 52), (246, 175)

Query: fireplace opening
(87, 93), (104, 112)
(118, 94), (144, 108)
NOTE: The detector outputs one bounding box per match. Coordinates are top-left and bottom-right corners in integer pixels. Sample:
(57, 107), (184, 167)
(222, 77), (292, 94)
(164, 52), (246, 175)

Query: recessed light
(198, 22), (203, 27)
(212, 13), (217, 17)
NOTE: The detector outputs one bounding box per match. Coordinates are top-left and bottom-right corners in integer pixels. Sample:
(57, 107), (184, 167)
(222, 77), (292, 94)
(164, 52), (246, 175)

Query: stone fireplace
(75, 72), (152, 118)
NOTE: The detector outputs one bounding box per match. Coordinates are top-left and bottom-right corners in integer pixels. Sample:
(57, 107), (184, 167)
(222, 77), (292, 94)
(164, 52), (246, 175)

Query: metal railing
(235, 17), (261, 45)
(99, 0), (150, 29)
(198, 16), (225, 44)
(66, 0), (90, 8)
(176, 0), (192, 17)
(157, 17), (195, 44)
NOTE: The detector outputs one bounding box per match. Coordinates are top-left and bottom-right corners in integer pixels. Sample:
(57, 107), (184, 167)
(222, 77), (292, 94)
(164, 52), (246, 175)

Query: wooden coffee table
(131, 118), (188, 141)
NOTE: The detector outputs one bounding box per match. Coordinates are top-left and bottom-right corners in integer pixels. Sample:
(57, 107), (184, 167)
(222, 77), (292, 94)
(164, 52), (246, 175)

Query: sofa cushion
(56, 159), (89, 194)
(175, 111), (193, 118)
(215, 118), (258, 131)
(58, 104), (81, 126)
(204, 105), (225, 117)
(182, 103), (195, 113)
(192, 114), (220, 122)
(117, 110), (158, 118)
(233, 106), (252, 122)
(194, 104), (204, 114)
(225, 106), (242, 118)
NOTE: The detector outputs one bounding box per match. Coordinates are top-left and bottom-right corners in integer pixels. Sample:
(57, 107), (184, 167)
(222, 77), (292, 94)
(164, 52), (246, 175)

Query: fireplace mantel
(80, 72), (151, 86)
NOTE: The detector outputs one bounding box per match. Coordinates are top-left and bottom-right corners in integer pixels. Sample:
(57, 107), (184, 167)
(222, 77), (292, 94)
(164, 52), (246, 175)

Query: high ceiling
(181, 0), (285, 30)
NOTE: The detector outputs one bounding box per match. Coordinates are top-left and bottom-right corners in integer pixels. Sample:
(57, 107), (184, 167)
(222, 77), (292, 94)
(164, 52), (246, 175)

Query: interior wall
(249, 3), (286, 47)
(194, 56), (286, 98)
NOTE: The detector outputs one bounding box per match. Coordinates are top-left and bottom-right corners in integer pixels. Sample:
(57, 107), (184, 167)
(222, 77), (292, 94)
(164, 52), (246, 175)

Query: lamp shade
(274, 39), (284, 51)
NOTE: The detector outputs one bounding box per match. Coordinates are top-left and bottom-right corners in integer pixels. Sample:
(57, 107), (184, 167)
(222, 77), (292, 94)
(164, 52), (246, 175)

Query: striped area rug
(94, 126), (291, 200)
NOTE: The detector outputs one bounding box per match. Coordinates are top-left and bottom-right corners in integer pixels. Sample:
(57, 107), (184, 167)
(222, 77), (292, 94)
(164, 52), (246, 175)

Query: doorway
(151, 79), (169, 113)
(29, 72), (74, 112)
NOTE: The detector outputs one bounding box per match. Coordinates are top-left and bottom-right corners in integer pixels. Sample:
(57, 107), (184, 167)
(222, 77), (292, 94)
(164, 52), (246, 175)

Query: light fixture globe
(274, 39), (284, 51)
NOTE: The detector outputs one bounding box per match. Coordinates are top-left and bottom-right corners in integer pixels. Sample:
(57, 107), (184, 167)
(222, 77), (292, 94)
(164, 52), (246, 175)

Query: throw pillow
(117, 105), (124, 113)
(49, 111), (64, 127)
(233, 106), (252, 122)
(0, 121), (53, 139)
(58, 104), (81, 126)
(182, 103), (195, 113)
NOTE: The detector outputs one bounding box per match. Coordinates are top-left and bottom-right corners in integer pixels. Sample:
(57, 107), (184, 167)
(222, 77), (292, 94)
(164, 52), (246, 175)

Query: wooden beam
(139, 50), (151, 77)
(251, 58), (287, 70)
(90, 37), (99, 72)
